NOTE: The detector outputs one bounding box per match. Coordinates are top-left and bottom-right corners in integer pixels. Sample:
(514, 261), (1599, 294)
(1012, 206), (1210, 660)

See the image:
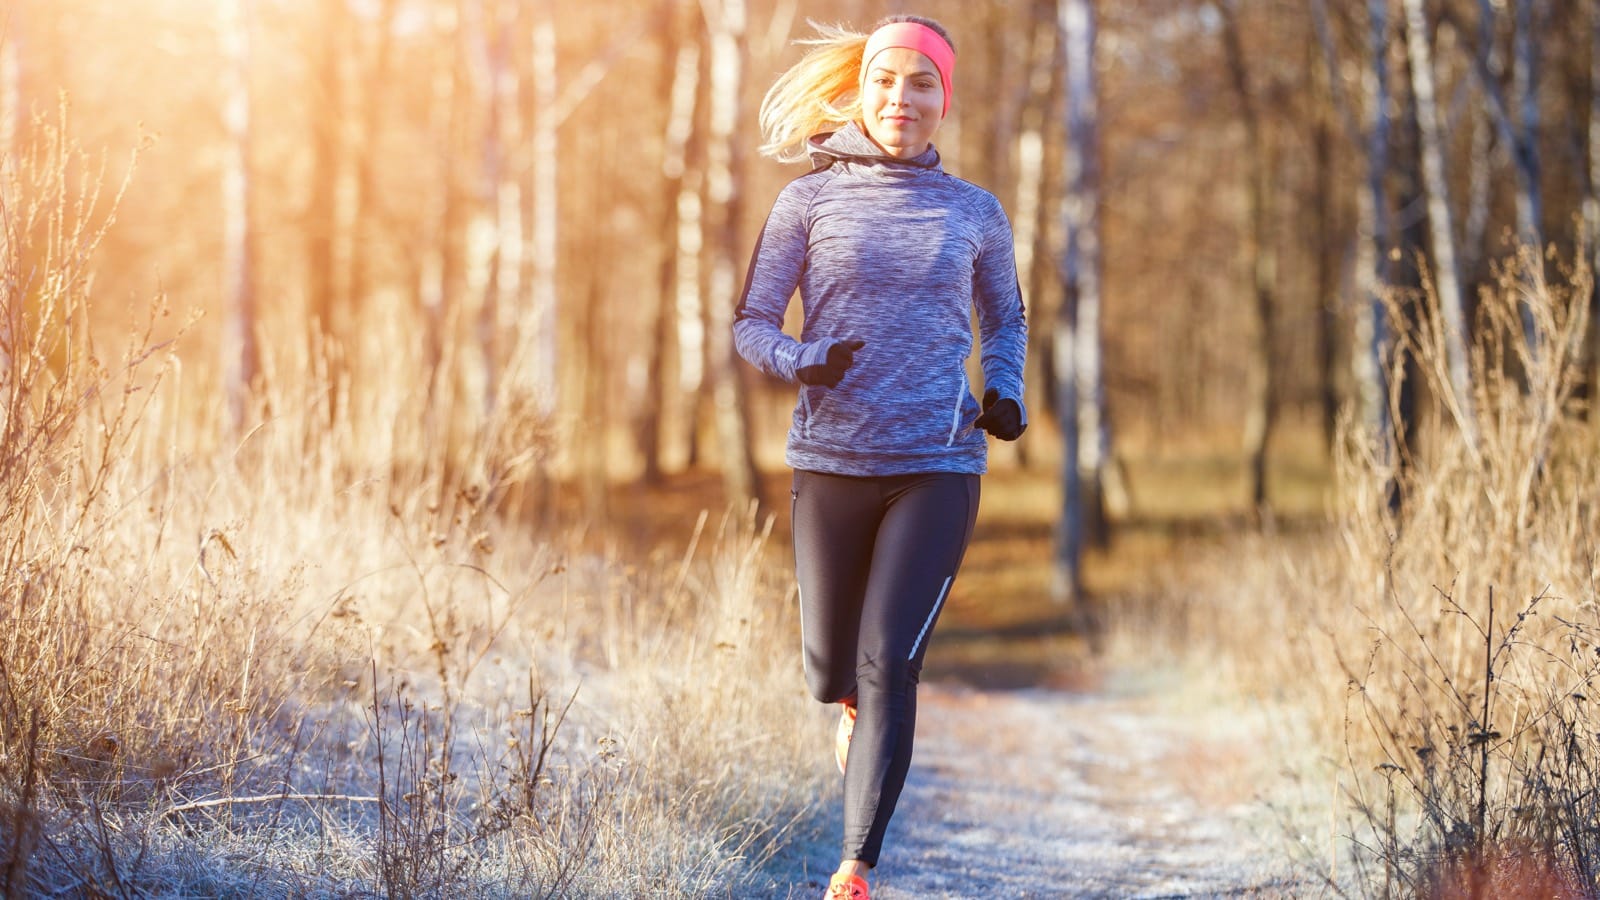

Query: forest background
(7, 0), (1600, 895)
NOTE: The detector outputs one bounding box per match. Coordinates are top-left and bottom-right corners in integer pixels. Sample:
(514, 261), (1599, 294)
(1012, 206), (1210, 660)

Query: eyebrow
(869, 65), (938, 79)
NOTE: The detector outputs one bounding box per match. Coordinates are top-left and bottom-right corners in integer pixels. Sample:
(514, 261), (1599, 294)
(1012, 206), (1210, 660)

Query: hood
(806, 121), (942, 173)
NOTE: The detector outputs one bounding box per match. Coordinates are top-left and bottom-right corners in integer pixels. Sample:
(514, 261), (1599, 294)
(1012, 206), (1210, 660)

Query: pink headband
(861, 22), (955, 118)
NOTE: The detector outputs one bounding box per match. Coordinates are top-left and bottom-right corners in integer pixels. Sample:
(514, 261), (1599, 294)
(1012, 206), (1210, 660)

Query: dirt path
(870, 680), (1295, 898)
(772, 676), (1299, 899)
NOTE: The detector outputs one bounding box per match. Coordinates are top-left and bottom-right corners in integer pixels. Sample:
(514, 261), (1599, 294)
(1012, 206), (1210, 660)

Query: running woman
(733, 15), (1027, 899)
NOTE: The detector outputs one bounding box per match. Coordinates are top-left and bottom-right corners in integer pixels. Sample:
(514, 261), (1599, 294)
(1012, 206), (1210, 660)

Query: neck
(860, 123), (929, 160)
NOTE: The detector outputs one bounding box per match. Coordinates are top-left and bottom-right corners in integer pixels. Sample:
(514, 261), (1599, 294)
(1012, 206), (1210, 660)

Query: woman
(733, 14), (1027, 900)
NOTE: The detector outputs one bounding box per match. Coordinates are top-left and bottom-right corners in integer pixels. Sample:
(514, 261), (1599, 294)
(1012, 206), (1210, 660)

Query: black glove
(974, 388), (1025, 441)
(796, 339), (866, 388)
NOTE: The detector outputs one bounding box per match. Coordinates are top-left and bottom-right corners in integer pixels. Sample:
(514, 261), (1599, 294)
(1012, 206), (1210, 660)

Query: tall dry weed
(0, 113), (821, 897)
(1111, 246), (1600, 897)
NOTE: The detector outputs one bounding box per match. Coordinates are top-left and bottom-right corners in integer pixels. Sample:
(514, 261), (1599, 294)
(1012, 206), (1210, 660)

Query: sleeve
(732, 178), (836, 384)
(972, 194), (1030, 425)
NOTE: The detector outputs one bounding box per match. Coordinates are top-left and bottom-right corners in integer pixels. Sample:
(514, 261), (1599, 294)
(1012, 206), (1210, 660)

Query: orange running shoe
(825, 872), (870, 899)
(835, 701), (857, 774)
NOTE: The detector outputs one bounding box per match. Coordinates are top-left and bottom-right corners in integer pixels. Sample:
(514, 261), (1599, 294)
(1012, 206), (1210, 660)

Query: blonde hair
(759, 16), (956, 164)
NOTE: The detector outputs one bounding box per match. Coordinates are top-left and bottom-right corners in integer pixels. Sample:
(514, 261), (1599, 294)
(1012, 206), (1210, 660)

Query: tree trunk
(1357, 0), (1396, 491)
(1311, 0), (1393, 466)
(643, 9), (700, 485)
(526, 2), (559, 422)
(221, 0), (261, 432)
(703, 0), (763, 512)
(1589, 1), (1600, 406)
(1309, 29), (1341, 451)
(462, 0), (509, 415)
(306, 0), (344, 402)
(1510, 0), (1542, 252)
(1402, 0), (1478, 451)
(418, 0), (468, 404)
(1053, 0), (1105, 606)
(1453, 0), (1543, 345)
(1217, 0), (1277, 521)
(347, 0), (400, 322)
(1012, 0), (1057, 442)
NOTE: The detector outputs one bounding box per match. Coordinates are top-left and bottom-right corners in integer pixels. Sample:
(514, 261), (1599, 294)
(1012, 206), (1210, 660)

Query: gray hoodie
(733, 122), (1028, 476)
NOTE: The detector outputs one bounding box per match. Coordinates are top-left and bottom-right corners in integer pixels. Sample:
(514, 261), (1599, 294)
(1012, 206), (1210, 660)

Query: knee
(855, 651), (919, 695)
(805, 657), (856, 705)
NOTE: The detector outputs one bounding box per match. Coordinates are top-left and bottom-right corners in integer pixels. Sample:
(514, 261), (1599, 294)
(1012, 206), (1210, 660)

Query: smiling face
(860, 47), (946, 159)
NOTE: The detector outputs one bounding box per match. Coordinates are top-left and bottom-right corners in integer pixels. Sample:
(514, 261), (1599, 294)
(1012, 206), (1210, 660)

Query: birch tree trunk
(1053, 0), (1105, 606)
(526, 2), (559, 422)
(1217, 0), (1278, 520)
(418, 0), (468, 400)
(1510, 0), (1542, 251)
(347, 0), (400, 321)
(703, 0), (763, 511)
(1012, 0), (1056, 435)
(642, 8), (700, 484)
(1311, 0), (1393, 464)
(1458, 0), (1543, 345)
(677, 114), (707, 468)
(1357, 0), (1396, 475)
(306, 0), (344, 387)
(1402, 0), (1478, 450)
(462, 0), (509, 414)
(1589, 2), (1600, 404)
(221, 0), (261, 431)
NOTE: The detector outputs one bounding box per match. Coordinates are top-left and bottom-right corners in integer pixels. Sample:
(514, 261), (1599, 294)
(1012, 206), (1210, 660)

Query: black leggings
(790, 468), (981, 867)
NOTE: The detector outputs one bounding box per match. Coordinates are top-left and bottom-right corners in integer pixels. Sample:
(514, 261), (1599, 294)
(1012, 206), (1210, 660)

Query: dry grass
(1, 116), (826, 897)
(1107, 246), (1600, 897)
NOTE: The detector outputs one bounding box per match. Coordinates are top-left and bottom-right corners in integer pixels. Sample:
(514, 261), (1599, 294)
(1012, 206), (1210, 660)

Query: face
(860, 47), (945, 159)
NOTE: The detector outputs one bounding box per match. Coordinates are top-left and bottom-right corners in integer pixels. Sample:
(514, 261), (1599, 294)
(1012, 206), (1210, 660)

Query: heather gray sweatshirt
(733, 122), (1028, 476)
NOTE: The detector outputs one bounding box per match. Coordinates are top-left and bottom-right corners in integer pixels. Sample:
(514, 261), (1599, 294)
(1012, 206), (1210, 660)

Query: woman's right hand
(796, 339), (866, 388)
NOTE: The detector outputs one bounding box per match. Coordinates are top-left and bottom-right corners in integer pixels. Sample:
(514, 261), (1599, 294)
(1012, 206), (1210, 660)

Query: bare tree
(1307, 22), (1341, 449)
(1013, 0), (1058, 439)
(1445, 0), (1544, 343)
(1402, 0), (1477, 450)
(676, 30), (709, 469)
(461, 0), (517, 413)
(1311, 0), (1393, 466)
(524, 0), (559, 422)
(1053, 0), (1104, 607)
(1215, 0), (1278, 520)
(642, 1), (700, 484)
(1590, 1), (1600, 399)
(703, 0), (763, 511)
(305, 0), (344, 386)
(1359, 0), (1396, 478)
(221, 0), (261, 430)
(417, 0), (469, 398)
(347, 0), (400, 321)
